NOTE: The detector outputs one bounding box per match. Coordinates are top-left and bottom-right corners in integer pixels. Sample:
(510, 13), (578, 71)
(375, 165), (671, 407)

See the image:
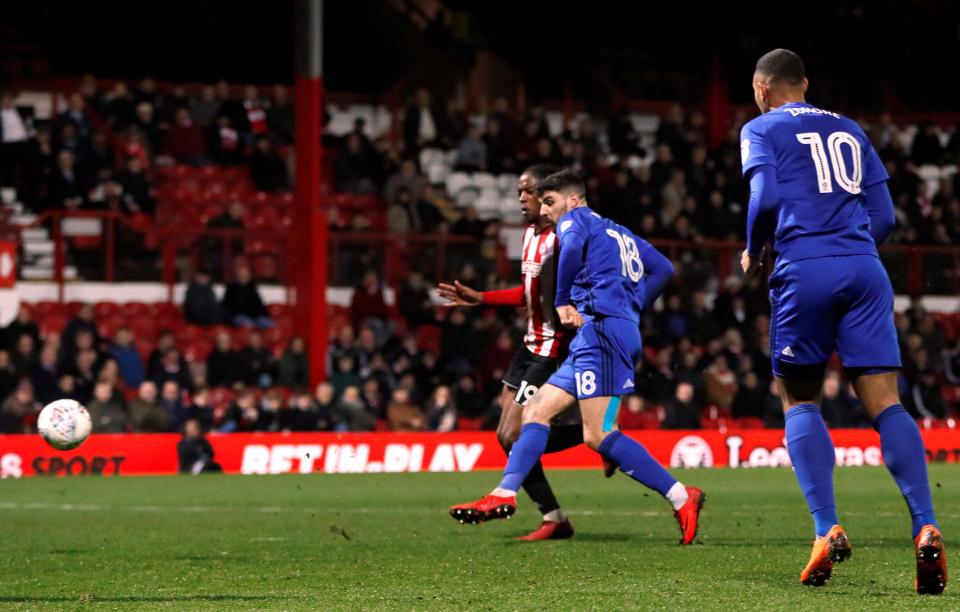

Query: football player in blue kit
(740, 48), (946, 593)
(450, 170), (706, 545)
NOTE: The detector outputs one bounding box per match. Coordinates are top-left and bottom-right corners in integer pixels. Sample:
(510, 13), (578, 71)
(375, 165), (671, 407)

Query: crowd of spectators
(0, 76), (291, 218)
(335, 88), (960, 248)
(2, 267), (958, 435)
(3, 79), (959, 248)
(1, 78), (959, 434)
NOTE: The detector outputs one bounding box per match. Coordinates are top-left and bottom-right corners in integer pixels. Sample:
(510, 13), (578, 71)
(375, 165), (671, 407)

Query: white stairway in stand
(0, 188), (78, 281)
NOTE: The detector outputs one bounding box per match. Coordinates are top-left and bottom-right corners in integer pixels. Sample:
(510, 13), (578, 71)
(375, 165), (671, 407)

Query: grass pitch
(1, 466), (958, 610)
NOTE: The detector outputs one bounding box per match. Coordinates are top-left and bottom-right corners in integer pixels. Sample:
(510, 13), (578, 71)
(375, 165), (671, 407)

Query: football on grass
(37, 399), (92, 451)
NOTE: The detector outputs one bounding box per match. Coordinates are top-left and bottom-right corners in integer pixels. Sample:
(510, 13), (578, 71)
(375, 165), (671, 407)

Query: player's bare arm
(436, 280), (482, 306)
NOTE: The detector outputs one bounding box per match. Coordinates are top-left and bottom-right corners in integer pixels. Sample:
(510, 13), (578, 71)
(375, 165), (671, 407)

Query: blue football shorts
(547, 315), (640, 399)
(768, 254), (901, 379)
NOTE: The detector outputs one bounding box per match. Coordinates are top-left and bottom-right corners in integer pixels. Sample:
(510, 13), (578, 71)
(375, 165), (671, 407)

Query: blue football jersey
(554, 207), (654, 324)
(740, 102), (889, 263)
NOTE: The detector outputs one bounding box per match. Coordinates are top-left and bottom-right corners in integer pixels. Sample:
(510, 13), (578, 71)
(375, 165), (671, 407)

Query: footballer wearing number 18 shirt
(449, 170), (706, 546)
(740, 48), (946, 593)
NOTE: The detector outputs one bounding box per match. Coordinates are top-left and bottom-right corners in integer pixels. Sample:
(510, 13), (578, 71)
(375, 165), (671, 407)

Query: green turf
(0, 466), (957, 610)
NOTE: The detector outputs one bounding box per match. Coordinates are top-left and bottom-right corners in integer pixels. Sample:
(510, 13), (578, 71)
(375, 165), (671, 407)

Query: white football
(37, 399), (92, 451)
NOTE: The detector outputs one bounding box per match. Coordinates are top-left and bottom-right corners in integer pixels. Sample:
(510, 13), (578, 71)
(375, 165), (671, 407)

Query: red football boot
(517, 519), (575, 541)
(449, 494), (517, 524)
(673, 486), (706, 545)
(915, 524), (947, 595)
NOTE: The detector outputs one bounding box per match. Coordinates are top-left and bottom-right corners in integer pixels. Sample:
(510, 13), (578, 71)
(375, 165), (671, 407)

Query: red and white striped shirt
(520, 225), (563, 358)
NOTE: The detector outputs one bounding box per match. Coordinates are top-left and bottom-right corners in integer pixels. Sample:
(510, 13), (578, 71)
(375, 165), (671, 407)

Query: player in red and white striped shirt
(438, 165), (590, 540)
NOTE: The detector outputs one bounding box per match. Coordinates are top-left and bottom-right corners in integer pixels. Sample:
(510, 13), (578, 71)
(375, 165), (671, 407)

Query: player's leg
(449, 380), (576, 524)
(851, 372), (940, 537)
(496, 366), (575, 538)
(769, 259), (850, 585)
(838, 256), (945, 594)
(778, 374), (841, 540)
(578, 317), (704, 544)
(495, 384), (563, 518)
(491, 383), (577, 497)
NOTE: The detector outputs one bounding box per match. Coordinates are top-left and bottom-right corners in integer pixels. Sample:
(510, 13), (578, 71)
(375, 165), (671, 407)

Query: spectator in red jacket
(163, 108), (209, 166)
(618, 395), (652, 430)
(350, 271), (393, 345)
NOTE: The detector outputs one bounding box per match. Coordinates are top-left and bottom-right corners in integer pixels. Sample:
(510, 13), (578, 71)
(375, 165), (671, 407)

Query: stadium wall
(2, 430), (959, 478)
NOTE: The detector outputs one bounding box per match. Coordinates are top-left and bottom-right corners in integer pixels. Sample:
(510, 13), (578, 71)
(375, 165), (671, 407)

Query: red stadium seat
(733, 417), (765, 429)
(64, 301), (85, 317)
(33, 301), (62, 318)
(93, 302), (121, 318)
(267, 303), (291, 318)
(264, 326), (289, 347)
(39, 314), (69, 336)
(221, 167), (249, 182)
(152, 302), (181, 319)
(700, 417), (728, 431)
(177, 324), (207, 343)
(184, 338), (214, 362)
(251, 206), (281, 229)
(457, 417), (484, 431)
(416, 324), (442, 355)
(97, 314), (127, 339)
(135, 339), (154, 361)
(122, 301), (153, 318)
(251, 254), (279, 280)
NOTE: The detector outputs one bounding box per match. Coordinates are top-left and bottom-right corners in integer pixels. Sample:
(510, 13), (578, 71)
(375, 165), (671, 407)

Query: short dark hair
(536, 170), (586, 198)
(755, 48), (805, 85)
(522, 164), (558, 183)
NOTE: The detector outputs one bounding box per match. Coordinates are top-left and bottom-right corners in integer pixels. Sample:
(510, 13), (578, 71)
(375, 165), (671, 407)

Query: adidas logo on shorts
(781, 346), (795, 357)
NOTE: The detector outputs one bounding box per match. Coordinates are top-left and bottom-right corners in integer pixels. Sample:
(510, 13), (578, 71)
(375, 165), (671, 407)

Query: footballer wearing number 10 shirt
(740, 48), (945, 593)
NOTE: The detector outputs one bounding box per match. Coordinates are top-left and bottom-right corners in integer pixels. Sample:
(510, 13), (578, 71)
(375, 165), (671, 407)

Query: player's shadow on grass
(514, 532), (670, 543)
(0, 595), (280, 604)
(563, 533), (638, 543)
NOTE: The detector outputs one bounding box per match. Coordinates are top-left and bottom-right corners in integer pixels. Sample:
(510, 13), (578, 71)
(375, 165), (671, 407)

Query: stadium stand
(0, 76), (958, 435)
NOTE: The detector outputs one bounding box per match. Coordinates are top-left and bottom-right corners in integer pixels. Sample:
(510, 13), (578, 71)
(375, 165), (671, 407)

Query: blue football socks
(597, 431), (677, 496)
(497, 423), (550, 493)
(874, 404), (939, 538)
(785, 404), (839, 538)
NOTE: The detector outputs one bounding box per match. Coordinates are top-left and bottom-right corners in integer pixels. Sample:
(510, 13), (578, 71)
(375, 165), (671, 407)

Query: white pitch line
(0, 501), (955, 520)
(0, 501), (665, 517)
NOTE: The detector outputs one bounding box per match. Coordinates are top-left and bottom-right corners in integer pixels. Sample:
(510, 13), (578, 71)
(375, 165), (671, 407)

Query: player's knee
(777, 374), (823, 409)
(521, 395), (551, 425)
(582, 428), (608, 452)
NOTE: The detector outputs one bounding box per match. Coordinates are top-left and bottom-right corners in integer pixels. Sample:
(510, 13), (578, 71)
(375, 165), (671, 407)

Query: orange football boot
(800, 525), (852, 586)
(915, 524), (947, 595)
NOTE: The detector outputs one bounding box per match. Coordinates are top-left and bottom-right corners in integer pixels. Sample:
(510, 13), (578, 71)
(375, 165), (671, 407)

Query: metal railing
(0, 210), (957, 298)
(0, 210), (484, 299)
